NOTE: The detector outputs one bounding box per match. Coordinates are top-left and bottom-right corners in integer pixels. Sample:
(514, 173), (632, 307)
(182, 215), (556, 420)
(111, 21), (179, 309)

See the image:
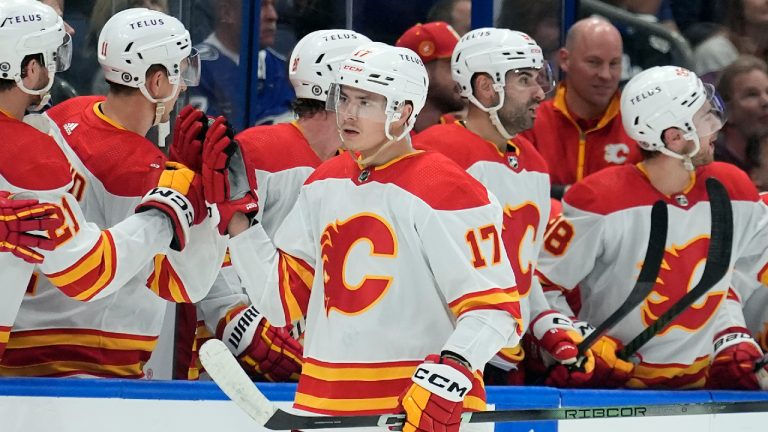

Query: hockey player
(538, 65), (768, 389)
(176, 29), (371, 382)
(413, 27), (602, 386)
(0, 7), (229, 378)
(0, 0), (212, 361)
(223, 42), (522, 431)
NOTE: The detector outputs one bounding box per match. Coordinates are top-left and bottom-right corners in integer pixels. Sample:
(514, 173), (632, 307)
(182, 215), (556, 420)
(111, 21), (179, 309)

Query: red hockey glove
(531, 311), (581, 365)
(216, 305), (303, 382)
(0, 192), (60, 264)
(202, 117), (259, 234)
(168, 105), (208, 171)
(708, 327), (764, 390)
(546, 321), (633, 388)
(397, 354), (474, 432)
(136, 162), (208, 251)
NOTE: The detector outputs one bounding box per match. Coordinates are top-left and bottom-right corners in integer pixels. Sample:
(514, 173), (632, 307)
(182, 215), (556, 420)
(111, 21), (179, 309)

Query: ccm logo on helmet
(128, 18), (165, 30)
(629, 86), (662, 105)
(1, 14), (43, 27)
(413, 367), (470, 397)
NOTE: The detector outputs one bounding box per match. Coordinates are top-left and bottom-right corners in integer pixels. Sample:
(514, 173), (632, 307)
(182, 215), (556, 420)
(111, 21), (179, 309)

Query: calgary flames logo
(641, 236), (725, 333)
(320, 213), (397, 316)
(502, 202), (540, 297)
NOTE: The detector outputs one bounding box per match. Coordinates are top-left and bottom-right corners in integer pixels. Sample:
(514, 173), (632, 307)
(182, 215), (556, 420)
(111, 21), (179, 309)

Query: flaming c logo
(641, 236), (725, 334)
(502, 202), (540, 297)
(321, 213), (397, 316)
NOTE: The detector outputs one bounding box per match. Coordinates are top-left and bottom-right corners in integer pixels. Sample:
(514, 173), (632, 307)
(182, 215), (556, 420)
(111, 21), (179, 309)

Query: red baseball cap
(396, 21), (459, 63)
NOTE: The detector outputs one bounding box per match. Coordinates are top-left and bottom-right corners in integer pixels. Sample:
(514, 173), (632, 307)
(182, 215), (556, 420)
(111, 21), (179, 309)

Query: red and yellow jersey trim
(45, 231), (117, 301)
(295, 358), (486, 415)
(0, 328), (157, 378)
(278, 252), (313, 324)
(146, 254), (192, 303)
(627, 354), (710, 389)
(448, 287), (523, 335)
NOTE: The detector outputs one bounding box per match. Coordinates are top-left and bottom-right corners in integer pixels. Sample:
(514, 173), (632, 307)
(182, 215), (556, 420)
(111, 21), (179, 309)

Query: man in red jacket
(521, 17), (641, 198)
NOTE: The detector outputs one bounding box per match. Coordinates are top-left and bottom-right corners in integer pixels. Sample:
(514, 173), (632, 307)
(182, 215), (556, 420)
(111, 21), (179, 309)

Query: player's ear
(397, 102), (414, 127)
(661, 128), (685, 150)
(559, 47), (570, 73)
(472, 73), (495, 106)
(146, 69), (166, 98)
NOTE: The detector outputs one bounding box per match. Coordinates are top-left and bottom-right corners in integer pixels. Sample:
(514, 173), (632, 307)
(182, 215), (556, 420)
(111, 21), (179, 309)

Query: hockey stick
(576, 200), (668, 356)
(618, 177), (733, 360)
(201, 338), (768, 430)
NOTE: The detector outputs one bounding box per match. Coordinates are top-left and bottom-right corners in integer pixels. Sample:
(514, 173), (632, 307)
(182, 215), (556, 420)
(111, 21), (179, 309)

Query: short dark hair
(0, 54), (44, 92)
(291, 98), (326, 119)
(106, 64), (169, 96)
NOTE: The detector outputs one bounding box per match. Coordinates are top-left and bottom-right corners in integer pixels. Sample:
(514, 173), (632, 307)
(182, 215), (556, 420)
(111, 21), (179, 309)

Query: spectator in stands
(395, 21), (464, 132)
(521, 17), (640, 199)
(427, 0), (471, 36)
(694, 0), (768, 83)
(190, 0), (295, 131)
(715, 55), (768, 172)
(496, 0), (561, 71)
(747, 132), (768, 191)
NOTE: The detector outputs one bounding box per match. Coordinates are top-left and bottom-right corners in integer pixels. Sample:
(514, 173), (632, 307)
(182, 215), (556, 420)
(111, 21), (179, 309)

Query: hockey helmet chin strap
(659, 132), (701, 171)
(16, 67), (56, 113)
(468, 83), (513, 140)
(340, 121), (410, 168)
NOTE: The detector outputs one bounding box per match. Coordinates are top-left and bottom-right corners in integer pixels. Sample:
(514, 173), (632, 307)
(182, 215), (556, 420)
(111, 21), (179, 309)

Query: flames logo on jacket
(320, 213), (397, 316)
(641, 237), (725, 334)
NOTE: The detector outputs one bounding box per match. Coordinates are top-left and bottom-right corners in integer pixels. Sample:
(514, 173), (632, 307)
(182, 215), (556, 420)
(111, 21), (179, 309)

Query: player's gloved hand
(202, 116), (259, 234)
(485, 344), (525, 385)
(216, 305), (303, 382)
(0, 191), (61, 263)
(708, 327), (765, 390)
(136, 162), (207, 251)
(546, 320), (633, 388)
(532, 311), (581, 366)
(169, 105), (209, 171)
(397, 353), (474, 432)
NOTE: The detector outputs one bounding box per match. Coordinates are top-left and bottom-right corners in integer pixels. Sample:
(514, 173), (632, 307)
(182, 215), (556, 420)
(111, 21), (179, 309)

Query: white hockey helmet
(328, 41), (428, 141)
(0, 0), (72, 98)
(621, 66), (725, 168)
(451, 27), (554, 138)
(289, 29), (371, 101)
(97, 8), (200, 105)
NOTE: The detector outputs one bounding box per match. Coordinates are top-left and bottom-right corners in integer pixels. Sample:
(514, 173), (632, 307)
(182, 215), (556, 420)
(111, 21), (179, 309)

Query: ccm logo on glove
(412, 364), (471, 401)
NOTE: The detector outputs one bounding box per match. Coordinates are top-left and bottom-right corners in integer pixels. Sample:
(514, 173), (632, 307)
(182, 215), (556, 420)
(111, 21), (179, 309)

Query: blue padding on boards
(0, 377), (298, 402)
(709, 390), (768, 402)
(487, 386), (558, 432)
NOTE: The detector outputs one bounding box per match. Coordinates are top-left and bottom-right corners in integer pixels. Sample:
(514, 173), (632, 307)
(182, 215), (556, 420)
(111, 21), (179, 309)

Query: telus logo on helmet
(398, 53), (423, 66)
(461, 30), (491, 41)
(322, 33), (358, 42)
(128, 18), (165, 30)
(629, 86), (663, 105)
(0, 14), (43, 27)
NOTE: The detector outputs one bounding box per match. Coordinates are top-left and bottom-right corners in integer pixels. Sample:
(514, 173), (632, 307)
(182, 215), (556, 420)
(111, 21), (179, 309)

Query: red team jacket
(521, 83), (642, 186)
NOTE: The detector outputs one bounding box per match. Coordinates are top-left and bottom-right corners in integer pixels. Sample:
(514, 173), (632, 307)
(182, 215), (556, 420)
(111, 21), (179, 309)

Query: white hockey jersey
(229, 150), (522, 415)
(415, 121), (552, 333)
(0, 109), (179, 361)
(0, 96), (226, 378)
(537, 162), (768, 388)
